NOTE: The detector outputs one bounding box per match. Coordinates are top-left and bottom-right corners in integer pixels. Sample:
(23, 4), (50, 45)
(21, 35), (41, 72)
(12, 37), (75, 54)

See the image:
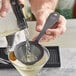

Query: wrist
(34, 8), (55, 19)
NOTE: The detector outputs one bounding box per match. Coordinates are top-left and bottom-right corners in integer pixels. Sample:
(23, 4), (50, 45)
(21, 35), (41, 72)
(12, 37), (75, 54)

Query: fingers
(0, 0), (24, 17)
(33, 15), (67, 42)
(35, 10), (50, 32)
(32, 35), (54, 42)
(44, 15), (66, 42)
(40, 35), (54, 42)
(46, 16), (66, 37)
(36, 17), (45, 32)
(0, 0), (10, 17)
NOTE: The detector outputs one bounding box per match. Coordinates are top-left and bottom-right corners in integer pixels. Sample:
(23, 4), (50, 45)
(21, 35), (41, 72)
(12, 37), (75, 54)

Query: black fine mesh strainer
(14, 41), (44, 65)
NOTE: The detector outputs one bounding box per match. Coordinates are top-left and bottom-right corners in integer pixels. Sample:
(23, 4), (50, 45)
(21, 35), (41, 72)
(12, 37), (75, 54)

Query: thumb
(36, 17), (46, 32)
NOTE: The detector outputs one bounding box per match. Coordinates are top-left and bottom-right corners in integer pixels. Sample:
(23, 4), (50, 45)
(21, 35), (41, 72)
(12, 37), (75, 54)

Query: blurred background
(24, 0), (76, 21)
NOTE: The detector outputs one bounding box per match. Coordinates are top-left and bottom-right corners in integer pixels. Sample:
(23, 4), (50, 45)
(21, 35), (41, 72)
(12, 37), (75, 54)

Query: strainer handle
(35, 12), (60, 43)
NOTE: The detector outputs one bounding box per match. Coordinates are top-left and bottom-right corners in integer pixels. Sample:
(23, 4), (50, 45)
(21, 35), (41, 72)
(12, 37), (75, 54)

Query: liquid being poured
(22, 28), (37, 63)
(24, 29), (31, 54)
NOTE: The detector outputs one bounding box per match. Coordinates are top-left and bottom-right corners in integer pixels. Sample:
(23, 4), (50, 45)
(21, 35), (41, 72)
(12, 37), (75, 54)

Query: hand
(30, 0), (67, 42)
(0, 0), (23, 17)
(0, 0), (67, 42)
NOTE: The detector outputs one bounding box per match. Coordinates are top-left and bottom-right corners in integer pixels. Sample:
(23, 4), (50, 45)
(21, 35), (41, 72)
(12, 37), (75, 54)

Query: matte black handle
(10, 0), (28, 30)
(35, 12), (60, 43)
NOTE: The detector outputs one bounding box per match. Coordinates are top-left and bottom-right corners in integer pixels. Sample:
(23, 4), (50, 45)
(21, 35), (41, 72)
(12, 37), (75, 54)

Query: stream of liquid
(22, 28), (37, 63)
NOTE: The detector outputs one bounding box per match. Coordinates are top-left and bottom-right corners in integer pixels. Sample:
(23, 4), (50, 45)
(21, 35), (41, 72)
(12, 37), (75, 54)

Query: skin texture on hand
(30, 0), (58, 29)
(30, 0), (66, 42)
(0, 0), (66, 42)
(33, 15), (66, 42)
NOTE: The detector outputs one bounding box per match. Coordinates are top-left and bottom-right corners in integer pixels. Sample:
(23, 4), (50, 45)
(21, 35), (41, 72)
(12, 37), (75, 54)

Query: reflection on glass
(7, 29), (50, 76)
(8, 47), (50, 76)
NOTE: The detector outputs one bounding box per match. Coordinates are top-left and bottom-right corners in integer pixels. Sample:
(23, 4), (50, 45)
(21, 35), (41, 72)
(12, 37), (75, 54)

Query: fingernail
(46, 31), (51, 35)
(1, 12), (7, 17)
(36, 25), (43, 32)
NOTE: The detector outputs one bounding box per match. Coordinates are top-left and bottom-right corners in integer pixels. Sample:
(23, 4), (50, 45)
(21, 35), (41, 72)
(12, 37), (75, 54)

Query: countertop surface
(0, 48), (76, 76)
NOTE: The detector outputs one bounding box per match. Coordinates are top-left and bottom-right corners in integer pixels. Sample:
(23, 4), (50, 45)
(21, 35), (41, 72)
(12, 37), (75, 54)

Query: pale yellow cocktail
(8, 48), (50, 76)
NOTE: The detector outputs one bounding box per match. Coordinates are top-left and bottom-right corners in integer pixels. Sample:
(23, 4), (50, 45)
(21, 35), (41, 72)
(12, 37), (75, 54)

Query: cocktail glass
(7, 30), (50, 76)
(8, 47), (50, 76)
